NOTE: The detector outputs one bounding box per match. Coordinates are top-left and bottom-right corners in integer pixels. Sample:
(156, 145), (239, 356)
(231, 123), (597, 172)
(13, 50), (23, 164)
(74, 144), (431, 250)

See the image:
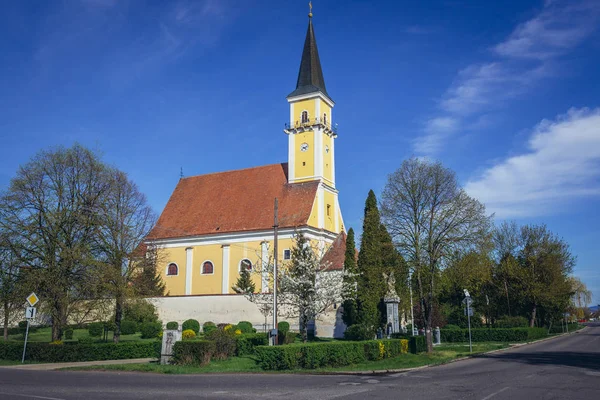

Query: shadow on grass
(477, 351), (600, 371)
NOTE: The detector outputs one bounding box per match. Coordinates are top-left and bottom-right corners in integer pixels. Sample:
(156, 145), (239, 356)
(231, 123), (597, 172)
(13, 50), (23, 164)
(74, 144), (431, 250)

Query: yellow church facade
(146, 13), (345, 297)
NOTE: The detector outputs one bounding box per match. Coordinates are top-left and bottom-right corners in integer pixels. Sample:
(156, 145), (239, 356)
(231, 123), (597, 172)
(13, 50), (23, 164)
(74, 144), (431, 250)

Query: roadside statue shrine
(160, 328), (182, 365)
(383, 272), (400, 334)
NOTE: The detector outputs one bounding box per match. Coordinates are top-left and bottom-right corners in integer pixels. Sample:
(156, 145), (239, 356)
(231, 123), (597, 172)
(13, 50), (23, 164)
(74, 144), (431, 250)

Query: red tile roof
(320, 231), (347, 271)
(148, 163), (320, 240)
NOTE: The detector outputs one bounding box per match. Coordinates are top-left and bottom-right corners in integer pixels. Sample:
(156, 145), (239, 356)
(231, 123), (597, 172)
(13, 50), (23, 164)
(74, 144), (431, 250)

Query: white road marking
(480, 386), (510, 400)
(0, 393), (66, 400)
(365, 379), (380, 384)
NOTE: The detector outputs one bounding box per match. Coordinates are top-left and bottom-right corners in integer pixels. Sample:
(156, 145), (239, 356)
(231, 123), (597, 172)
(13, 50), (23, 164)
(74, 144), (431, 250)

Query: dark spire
(287, 13), (330, 100)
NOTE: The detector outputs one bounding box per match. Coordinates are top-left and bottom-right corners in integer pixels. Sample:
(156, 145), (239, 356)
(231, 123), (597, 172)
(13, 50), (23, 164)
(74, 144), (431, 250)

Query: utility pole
(271, 198), (279, 346)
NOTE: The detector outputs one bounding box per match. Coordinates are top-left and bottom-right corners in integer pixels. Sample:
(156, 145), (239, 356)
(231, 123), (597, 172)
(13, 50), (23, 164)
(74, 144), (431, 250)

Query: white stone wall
(147, 294), (346, 338)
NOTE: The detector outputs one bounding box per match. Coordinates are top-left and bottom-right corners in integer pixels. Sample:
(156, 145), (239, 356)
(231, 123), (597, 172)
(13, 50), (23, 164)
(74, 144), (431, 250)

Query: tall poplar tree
(356, 190), (386, 331)
(341, 228), (358, 326)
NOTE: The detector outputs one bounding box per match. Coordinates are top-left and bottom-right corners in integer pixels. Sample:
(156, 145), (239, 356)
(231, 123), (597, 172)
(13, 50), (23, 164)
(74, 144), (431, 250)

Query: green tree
(232, 265), (256, 295)
(356, 190), (386, 331)
(0, 144), (111, 341)
(381, 158), (491, 352)
(341, 228), (358, 326)
(0, 230), (29, 341)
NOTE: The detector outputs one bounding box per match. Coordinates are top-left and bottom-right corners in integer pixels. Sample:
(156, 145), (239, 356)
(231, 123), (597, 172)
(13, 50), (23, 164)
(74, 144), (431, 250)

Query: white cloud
(465, 108), (600, 218)
(414, 0), (600, 156)
(413, 117), (459, 154)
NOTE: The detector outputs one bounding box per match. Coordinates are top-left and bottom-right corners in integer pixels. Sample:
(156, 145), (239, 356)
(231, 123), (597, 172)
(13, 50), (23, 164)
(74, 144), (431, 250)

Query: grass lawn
(64, 342), (511, 374)
(6, 327), (153, 343)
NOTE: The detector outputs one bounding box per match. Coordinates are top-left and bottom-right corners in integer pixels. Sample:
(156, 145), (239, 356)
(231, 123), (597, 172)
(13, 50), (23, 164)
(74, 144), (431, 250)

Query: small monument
(160, 329), (182, 365)
(383, 272), (400, 334)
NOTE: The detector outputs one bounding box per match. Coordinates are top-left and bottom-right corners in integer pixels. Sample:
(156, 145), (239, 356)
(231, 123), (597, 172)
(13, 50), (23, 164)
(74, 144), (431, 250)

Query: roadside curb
(0, 358), (155, 371)
(319, 327), (584, 376)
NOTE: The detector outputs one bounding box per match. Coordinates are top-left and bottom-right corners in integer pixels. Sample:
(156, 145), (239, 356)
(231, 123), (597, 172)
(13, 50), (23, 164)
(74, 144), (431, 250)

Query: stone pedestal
(384, 296), (400, 334)
(160, 329), (182, 365)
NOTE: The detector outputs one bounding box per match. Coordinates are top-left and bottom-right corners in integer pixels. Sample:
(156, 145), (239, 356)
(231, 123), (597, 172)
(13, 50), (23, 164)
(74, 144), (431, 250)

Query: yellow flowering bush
(49, 340), (63, 345)
(223, 324), (233, 332)
(235, 329), (242, 335)
(400, 339), (409, 354)
(378, 341), (385, 359)
(182, 329), (197, 340)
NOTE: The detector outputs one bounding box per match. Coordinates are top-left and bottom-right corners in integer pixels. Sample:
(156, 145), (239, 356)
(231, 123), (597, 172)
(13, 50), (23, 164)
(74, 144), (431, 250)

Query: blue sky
(1, 0), (599, 304)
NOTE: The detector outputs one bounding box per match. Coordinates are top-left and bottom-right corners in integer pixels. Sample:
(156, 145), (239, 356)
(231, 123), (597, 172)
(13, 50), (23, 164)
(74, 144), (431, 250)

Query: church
(145, 11), (346, 301)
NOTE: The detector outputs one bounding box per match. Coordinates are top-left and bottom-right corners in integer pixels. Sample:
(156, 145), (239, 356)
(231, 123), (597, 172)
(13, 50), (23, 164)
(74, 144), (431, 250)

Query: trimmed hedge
(440, 328), (548, 343)
(140, 322), (162, 339)
(120, 320), (138, 335)
(548, 323), (579, 334)
(88, 322), (103, 337)
(389, 335), (427, 354)
(237, 321), (255, 334)
(255, 339), (407, 370)
(344, 324), (374, 341)
(235, 333), (268, 356)
(1, 341), (160, 362)
(182, 319), (200, 334)
(172, 340), (216, 366)
(166, 321), (178, 330)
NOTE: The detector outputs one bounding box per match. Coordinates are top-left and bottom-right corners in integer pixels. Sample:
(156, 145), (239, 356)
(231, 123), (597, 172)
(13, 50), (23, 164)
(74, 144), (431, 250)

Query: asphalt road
(1, 323), (599, 400)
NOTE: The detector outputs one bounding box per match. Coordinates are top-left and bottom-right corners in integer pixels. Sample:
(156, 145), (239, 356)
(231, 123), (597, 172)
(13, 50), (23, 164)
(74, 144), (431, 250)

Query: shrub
(495, 316), (529, 328)
(343, 324), (374, 341)
(237, 321), (254, 334)
(203, 321), (216, 334)
(88, 322), (103, 337)
(64, 329), (74, 340)
(444, 324), (461, 330)
(203, 325), (217, 335)
(217, 323), (230, 330)
(400, 339), (409, 354)
(277, 321), (290, 335)
(166, 321), (179, 330)
(123, 299), (159, 325)
(182, 319), (200, 334)
(1, 341), (161, 362)
(140, 322), (162, 339)
(206, 328), (236, 360)
(182, 329), (197, 340)
(235, 333), (269, 356)
(255, 339), (406, 370)
(172, 340), (216, 366)
(389, 335), (427, 354)
(78, 337), (94, 344)
(279, 331), (298, 345)
(120, 320), (138, 335)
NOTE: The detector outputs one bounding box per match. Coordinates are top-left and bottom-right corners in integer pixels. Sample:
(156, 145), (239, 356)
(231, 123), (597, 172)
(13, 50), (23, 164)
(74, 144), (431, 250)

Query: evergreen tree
(356, 190), (386, 331)
(285, 233), (318, 342)
(341, 228), (359, 326)
(232, 267), (256, 295)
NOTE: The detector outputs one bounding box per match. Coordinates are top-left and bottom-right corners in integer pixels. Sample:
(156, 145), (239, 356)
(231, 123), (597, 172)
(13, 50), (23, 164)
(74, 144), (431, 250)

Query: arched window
(323, 113), (327, 125)
(301, 110), (309, 124)
(201, 261), (214, 274)
(167, 263), (178, 276)
(239, 259), (252, 272)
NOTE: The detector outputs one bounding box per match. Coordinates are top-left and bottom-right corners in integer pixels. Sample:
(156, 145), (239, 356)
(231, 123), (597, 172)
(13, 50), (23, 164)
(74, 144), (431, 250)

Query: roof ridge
(181, 162), (288, 180)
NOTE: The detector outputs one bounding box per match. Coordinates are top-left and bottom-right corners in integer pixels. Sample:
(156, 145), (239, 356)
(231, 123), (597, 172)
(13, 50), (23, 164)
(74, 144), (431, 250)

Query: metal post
(271, 198), (279, 346)
(409, 270), (415, 336)
(467, 300), (472, 353)
(21, 319), (30, 363)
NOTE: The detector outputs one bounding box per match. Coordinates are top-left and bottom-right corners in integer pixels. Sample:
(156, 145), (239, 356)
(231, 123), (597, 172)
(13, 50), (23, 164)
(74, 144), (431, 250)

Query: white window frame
(239, 258), (253, 272)
(166, 262), (179, 276)
(200, 260), (215, 275)
(283, 249), (291, 260)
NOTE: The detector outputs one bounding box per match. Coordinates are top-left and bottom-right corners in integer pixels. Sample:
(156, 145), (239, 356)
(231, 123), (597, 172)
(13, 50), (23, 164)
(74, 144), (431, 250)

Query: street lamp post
(464, 289), (473, 354)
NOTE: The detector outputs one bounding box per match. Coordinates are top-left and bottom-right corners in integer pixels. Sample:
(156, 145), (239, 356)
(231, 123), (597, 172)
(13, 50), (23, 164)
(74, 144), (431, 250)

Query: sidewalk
(0, 358), (155, 371)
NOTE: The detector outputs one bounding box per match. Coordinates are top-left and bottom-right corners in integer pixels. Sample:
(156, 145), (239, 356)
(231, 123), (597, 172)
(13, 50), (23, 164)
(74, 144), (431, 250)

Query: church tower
(285, 9), (343, 234)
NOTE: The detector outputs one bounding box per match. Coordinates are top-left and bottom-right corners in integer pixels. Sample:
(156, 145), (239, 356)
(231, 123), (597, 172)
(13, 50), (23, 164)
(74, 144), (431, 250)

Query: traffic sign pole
(467, 300), (472, 353)
(22, 319), (30, 363)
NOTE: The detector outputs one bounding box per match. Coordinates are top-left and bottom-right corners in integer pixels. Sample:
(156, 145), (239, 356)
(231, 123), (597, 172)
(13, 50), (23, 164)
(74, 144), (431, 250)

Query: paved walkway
(0, 358), (155, 370)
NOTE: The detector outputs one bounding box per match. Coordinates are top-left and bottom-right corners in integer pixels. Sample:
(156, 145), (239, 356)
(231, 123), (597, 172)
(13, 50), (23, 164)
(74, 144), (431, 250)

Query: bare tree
(381, 158), (491, 352)
(0, 144), (111, 341)
(95, 169), (157, 343)
(0, 228), (29, 340)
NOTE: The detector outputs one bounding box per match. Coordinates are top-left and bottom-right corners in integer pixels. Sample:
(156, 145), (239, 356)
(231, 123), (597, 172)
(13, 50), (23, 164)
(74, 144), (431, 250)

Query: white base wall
(147, 294), (347, 338)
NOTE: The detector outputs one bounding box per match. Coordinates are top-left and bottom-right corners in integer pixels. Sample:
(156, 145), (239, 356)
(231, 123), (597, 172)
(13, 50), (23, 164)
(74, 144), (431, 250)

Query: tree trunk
(530, 304), (537, 328)
(51, 302), (66, 341)
(3, 301), (9, 341)
(113, 291), (123, 343)
(300, 311), (308, 343)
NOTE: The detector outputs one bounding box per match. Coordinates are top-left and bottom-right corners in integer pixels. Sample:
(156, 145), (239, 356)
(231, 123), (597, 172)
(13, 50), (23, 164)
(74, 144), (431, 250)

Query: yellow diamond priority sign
(26, 292), (39, 307)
